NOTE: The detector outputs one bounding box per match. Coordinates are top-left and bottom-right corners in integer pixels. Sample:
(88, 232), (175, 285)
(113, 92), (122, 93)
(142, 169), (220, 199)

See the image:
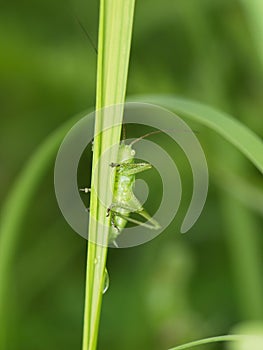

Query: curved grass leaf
(168, 334), (252, 350)
(0, 113), (83, 347)
(133, 95), (263, 173)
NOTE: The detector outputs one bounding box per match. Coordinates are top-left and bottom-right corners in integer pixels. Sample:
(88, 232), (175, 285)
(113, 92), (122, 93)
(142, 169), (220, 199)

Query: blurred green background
(1, 0), (263, 349)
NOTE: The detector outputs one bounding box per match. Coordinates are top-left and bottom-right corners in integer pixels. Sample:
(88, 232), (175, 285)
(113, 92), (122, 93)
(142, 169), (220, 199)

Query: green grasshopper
(80, 131), (161, 246)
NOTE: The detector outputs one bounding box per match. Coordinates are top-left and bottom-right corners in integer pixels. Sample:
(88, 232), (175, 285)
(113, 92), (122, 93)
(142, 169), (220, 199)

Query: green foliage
(0, 0), (263, 349)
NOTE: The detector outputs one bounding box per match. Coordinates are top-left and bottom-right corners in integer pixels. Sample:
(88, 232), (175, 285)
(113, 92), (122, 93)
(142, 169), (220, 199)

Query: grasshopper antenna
(75, 15), (98, 55)
(129, 128), (200, 147)
(129, 130), (163, 147)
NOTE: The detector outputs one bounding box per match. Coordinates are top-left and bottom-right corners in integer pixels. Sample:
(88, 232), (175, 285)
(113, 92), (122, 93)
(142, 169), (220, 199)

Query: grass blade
(133, 95), (263, 173)
(82, 1), (136, 349)
(0, 113), (83, 347)
(168, 334), (253, 350)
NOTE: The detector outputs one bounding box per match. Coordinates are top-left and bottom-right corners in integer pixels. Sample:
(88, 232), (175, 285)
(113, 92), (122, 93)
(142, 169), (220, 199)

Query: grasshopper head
(118, 143), (135, 163)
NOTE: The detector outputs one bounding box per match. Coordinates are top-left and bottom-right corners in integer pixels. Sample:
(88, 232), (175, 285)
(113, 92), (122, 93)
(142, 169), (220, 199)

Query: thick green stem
(81, 1), (136, 349)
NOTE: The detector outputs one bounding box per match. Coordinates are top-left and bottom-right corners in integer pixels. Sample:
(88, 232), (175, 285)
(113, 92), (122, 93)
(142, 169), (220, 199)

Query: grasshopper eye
(131, 149), (136, 156)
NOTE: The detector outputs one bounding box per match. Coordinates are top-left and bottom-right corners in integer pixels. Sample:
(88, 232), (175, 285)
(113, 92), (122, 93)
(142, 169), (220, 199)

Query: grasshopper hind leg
(107, 208), (121, 246)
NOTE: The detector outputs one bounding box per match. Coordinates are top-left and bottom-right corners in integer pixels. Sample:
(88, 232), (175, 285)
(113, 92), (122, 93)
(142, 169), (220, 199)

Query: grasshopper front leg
(110, 162), (152, 175)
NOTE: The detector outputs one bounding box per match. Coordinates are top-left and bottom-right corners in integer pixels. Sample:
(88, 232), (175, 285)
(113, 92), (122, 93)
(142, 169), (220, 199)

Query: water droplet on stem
(103, 268), (110, 294)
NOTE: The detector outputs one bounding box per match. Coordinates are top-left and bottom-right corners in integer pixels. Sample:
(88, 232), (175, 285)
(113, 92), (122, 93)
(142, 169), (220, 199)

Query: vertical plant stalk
(240, 0), (263, 69)
(82, 1), (136, 350)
